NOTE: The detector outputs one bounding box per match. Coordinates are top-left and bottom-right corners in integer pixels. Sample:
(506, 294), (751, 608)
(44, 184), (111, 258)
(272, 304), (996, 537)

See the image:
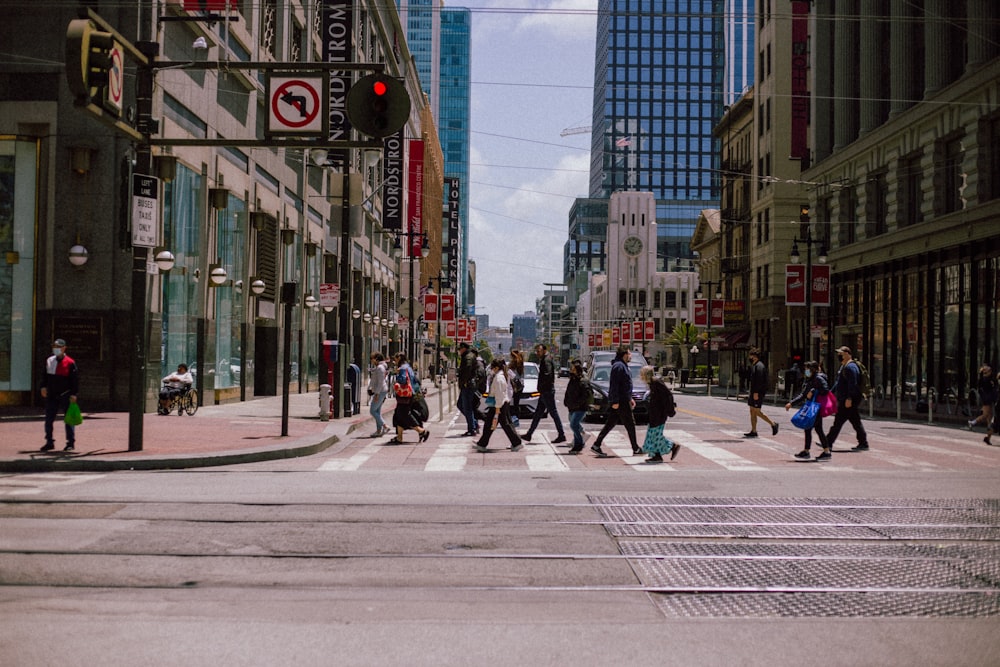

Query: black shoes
(510, 442), (524, 452)
(461, 430), (476, 437)
(419, 430), (430, 443)
(591, 444), (608, 458)
(632, 446), (642, 456)
(567, 447), (583, 454)
(772, 423), (780, 436)
(40, 443), (54, 452)
(850, 444), (870, 452)
(522, 432), (532, 442)
(64, 444), (75, 452)
(670, 443), (681, 460)
(743, 432), (758, 438)
(794, 450), (811, 459)
(815, 450), (832, 461)
(646, 453), (663, 463)
(552, 434), (567, 444)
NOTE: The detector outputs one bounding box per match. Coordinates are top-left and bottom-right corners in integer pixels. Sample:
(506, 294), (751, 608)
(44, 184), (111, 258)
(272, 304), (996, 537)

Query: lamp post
(697, 281), (721, 396)
(690, 345), (700, 384)
(392, 232), (430, 363)
(790, 204), (828, 362)
(235, 276), (266, 401)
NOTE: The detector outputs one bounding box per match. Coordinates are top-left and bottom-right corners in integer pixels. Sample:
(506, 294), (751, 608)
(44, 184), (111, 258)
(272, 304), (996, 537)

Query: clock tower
(607, 191), (657, 317)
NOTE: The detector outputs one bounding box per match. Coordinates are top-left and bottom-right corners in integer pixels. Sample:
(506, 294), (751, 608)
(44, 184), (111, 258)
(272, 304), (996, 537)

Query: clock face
(623, 235), (644, 256)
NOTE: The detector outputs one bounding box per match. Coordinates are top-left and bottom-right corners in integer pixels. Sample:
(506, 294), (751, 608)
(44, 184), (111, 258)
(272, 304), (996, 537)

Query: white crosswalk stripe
(663, 429), (767, 471)
(0, 473), (106, 496)
(426, 441), (469, 471)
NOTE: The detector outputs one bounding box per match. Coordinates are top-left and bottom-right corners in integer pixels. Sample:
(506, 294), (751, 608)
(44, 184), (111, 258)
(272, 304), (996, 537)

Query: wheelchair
(157, 383), (199, 416)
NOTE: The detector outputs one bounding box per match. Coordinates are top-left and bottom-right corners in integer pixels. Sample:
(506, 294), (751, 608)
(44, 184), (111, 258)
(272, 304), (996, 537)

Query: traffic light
(346, 74), (411, 139)
(66, 18), (115, 104)
(800, 204), (810, 223)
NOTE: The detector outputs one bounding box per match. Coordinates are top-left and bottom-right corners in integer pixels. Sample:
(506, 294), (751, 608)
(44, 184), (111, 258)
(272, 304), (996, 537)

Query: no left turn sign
(268, 75), (324, 135)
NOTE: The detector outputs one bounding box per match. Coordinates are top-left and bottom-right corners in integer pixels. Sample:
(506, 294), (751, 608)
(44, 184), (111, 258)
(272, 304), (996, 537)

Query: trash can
(347, 363), (361, 416)
(680, 368), (690, 387)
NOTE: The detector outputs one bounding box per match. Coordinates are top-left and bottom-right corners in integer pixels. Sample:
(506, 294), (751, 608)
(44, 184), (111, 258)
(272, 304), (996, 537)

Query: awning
(716, 330), (751, 351)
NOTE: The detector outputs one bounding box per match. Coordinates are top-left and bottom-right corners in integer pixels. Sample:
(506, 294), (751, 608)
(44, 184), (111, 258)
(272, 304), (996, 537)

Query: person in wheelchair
(159, 363), (193, 414)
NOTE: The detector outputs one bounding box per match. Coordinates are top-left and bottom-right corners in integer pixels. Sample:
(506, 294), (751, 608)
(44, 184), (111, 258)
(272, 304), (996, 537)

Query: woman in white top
(367, 353), (389, 436)
(474, 358), (523, 452)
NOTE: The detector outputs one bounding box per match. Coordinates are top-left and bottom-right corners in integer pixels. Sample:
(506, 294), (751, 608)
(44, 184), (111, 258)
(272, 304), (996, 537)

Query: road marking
(426, 441), (468, 471)
(0, 473), (106, 496)
(664, 429), (767, 471)
(318, 442), (380, 471)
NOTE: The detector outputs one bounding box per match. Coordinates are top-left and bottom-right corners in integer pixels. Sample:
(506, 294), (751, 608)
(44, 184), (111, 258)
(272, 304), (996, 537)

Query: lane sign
(106, 43), (124, 115)
(131, 174), (160, 248)
(268, 76), (324, 135)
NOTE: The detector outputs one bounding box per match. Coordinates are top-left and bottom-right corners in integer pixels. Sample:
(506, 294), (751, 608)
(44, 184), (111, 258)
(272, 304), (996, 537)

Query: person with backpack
(784, 360), (832, 461)
(564, 359), (593, 454)
(745, 348), (779, 438)
(507, 349), (525, 427)
(456, 342), (479, 437)
(388, 352), (430, 444)
(639, 365), (680, 463)
(522, 343), (567, 443)
(825, 346), (870, 453)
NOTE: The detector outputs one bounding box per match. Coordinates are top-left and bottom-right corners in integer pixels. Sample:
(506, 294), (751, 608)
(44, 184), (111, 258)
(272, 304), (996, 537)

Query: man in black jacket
(456, 342), (479, 437)
(745, 347), (779, 438)
(522, 343), (566, 443)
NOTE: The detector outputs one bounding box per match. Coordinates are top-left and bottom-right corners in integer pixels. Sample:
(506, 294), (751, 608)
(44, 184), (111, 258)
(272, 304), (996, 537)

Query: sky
(460, 0), (599, 327)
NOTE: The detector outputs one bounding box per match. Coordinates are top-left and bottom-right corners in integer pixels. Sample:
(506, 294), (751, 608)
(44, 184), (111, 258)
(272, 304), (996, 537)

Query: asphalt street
(1, 388), (998, 666)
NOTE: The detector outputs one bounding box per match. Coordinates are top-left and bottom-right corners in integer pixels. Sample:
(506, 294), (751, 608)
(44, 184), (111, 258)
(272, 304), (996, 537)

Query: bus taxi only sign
(131, 174), (160, 248)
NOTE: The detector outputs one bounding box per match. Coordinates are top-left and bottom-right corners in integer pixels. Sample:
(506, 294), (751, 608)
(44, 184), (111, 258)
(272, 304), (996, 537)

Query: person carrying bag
(784, 360), (832, 461)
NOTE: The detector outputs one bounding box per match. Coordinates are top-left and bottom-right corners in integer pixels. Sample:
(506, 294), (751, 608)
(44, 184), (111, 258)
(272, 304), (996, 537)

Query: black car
(584, 361), (650, 423)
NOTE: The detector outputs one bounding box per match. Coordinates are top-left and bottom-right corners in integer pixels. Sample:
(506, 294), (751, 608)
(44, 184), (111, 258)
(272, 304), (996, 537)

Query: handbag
(820, 391), (838, 418)
(791, 399), (820, 430)
(64, 402), (83, 426)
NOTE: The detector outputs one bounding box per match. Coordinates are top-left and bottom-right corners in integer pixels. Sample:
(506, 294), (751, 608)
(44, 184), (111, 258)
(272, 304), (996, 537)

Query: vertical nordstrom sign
(323, 0), (352, 169)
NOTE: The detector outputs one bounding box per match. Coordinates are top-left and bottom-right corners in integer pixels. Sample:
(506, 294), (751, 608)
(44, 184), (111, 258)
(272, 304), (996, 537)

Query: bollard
(319, 384), (331, 422)
(344, 383), (353, 416)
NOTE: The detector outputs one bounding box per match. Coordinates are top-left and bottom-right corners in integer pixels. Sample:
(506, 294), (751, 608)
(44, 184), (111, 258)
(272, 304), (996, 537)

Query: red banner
(456, 318), (468, 341)
(785, 265), (807, 306)
(811, 264), (831, 307)
(406, 140), (424, 257)
(693, 298), (708, 326)
(446, 321), (456, 338)
(621, 323), (630, 344)
(612, 327), (620, 346)
(423, 293), (438, 322)
(184, 0), (238, 11)
(469, 318), (478, 338)
(709, 299), (724, 327)
(439, 294), (456, 322)
(644, 319), (655, 341)
(632, 320), (643, 341)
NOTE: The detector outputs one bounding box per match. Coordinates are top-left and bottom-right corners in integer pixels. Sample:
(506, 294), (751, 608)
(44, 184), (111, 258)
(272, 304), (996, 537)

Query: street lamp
(790, 204), (828, 362)
(697, 281), (722, 396)
(690, 345), (700, 384)
(427, 275), (451, 387)
(392, 232), (430, 362)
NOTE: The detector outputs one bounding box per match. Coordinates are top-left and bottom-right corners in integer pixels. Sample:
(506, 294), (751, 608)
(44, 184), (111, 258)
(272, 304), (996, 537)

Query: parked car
(558, 366), (570, 378)
(515, 361), (540, 418)
(586, 349), (648, 369)
(584, 360), (650, 423)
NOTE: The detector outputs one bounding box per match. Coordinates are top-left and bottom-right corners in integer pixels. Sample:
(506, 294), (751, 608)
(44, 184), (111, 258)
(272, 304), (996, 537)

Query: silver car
(514, 361), (540, 418)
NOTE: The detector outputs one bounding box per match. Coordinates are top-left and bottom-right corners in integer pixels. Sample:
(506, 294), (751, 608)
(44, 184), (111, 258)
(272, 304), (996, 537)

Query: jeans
(526, 389), (565, 437)
(568, 410), (586, 448)
(458, 386), (479, 432)
(370, 391), (387, 431)
(45, 394), (75, 446)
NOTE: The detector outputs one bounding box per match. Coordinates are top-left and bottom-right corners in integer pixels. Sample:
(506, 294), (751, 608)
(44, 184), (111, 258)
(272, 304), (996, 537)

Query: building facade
(0, 1), (439, 414)
(803, 0), (1000, 411)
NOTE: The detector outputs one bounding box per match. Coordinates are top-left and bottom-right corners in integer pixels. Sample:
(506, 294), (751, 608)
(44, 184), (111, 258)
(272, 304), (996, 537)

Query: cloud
(516, 0), (599, 40)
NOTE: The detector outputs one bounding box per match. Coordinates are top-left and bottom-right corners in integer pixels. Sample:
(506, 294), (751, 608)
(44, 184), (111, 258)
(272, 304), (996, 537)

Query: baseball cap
(53, 338), (67, 347)
(836, 346), (852, 355)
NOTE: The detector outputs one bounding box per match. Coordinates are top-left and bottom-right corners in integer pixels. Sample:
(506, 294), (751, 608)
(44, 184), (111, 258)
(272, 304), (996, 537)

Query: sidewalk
(0, 386), (427, 473)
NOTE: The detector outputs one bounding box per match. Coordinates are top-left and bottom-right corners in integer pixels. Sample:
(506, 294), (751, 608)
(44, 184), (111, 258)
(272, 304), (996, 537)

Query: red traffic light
(373, 80), (387, 96)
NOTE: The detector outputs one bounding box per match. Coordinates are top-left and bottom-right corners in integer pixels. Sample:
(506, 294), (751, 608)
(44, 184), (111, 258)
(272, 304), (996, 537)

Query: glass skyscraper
(438, 9), (472, 308)
(589, 0), (726, 261)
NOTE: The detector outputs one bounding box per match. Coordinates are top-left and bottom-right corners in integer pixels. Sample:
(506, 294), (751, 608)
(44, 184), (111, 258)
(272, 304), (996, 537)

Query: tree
(664, 322), (700, 369)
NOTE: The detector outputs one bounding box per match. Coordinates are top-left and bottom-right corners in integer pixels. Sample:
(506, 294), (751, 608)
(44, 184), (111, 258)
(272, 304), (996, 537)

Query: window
(936, 135), (964, 215)
(982, 115), (1000, 202)
(897, 152), (923, 226)
(866, 171), (888, 237)
(839, 187), (857, 246)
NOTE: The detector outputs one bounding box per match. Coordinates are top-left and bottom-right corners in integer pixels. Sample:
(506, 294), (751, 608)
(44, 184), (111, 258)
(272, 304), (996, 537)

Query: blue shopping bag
(791, 399), (820, 430)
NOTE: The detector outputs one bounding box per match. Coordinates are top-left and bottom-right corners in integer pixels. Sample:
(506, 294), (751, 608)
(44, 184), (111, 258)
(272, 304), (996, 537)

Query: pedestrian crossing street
(317, 415), (999, 473)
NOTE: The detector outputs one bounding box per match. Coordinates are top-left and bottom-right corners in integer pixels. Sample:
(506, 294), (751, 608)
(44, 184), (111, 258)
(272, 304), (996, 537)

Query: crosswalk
(317, 416), (1000, 473)
(0, 472), (106, 496)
